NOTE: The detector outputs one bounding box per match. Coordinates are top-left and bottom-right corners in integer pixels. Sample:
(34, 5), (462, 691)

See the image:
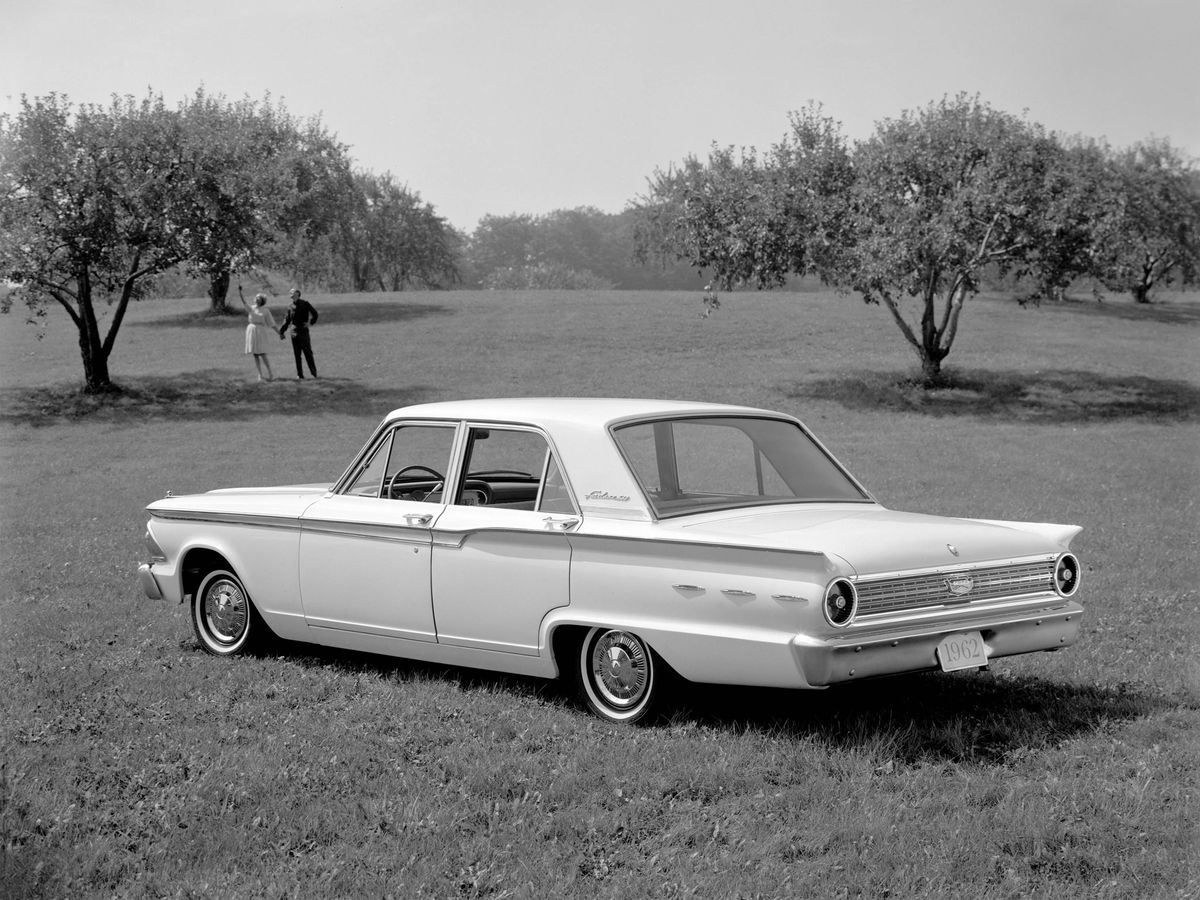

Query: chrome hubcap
(205, 579), (247, 643)
(591, 631), (648, 708)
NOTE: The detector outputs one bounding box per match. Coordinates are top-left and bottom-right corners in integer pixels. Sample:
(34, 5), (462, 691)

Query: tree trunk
(208, 270), (232, 312)
(1133, 282), (1151, 303)
(75, 274), (115, 393)
(920, 353), (945, 387)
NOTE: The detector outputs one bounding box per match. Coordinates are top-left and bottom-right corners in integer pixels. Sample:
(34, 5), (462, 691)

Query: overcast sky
(4, 0), (1198, 232)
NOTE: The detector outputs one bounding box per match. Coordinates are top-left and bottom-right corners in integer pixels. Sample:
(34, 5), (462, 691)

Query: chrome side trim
(149, 509), (302, 530)
(301, 519), (432, 545)
(304, 617), (436, 643)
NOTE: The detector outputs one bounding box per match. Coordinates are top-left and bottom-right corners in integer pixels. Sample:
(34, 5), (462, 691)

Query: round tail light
(1054, 553), (1080, 597)
(824, 578), (857, 627)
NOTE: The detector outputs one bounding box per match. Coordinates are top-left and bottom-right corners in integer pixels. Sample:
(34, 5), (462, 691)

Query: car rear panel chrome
(853, 556), (1058, 618)
(796, 599), (1083, 686)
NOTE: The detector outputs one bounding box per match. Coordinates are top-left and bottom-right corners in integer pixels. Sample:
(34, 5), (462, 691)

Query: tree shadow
(131, 301), (455, 329)
(1023, 295), (1200, 327)
(790, 369), (1200, 423)
(244, 639), (1176, 767)
(0, 371), (436, 426)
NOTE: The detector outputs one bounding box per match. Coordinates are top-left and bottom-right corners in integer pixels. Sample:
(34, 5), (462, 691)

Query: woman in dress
(239, 287), (276, 382)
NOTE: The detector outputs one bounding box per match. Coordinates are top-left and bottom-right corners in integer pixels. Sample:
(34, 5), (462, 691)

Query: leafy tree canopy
(0, 93), (196, 390)
(633, 94), (1199, 384)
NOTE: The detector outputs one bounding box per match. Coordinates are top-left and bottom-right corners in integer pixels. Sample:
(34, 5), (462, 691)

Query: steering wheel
(385, 465), (445, 499)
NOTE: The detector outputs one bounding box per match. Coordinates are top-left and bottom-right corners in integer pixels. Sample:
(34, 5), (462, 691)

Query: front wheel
(578, 627), (664, 724)
(192, 569), (256, 656)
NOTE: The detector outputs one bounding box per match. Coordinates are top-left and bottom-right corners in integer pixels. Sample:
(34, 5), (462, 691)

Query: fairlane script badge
(586, 490), (631, 503)
(944, 575), (974, 597)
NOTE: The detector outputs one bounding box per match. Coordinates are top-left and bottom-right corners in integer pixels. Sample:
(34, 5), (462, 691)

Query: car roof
(385, 397), (786, 429)
(379, 398), (804, 522)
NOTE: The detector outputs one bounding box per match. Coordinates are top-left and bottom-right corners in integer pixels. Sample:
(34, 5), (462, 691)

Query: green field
(2, 288), (1198, 898)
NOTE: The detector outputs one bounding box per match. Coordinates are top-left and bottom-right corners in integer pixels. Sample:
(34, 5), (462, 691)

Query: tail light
(824, 578), (857, 627)
(1053, 553), (1080, 597)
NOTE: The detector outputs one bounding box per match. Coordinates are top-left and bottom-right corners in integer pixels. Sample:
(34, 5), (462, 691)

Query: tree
(0, 93), (194, 391)
(1093, 138), (1200, 303)
(843, 95), (1070, 383)
(634, 145), (789, 301)
(1009, 135), (1121, 302)
(338, 171), (460, 291)
(632, 105), (852, 306)
(174, 91), (356, 312)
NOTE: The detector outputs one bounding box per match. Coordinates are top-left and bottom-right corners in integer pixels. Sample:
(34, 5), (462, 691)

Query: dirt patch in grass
(793, 369), (1200, 423)
(0, 371), (436, 425)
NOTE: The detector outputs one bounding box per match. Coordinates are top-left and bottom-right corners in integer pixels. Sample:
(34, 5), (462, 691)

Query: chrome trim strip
(851, 591), (1064, 628)
(149, 509), (302, 530)
(301, 518), (433, 544)
(305, 617), (436, 642)
(853, 553), (1058, 583)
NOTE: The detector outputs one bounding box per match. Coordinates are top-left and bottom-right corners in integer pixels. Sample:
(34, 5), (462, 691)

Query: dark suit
(280, 298), (319, 378)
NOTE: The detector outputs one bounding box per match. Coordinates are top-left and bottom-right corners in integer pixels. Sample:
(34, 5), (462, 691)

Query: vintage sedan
(138, 398), (1083, 723)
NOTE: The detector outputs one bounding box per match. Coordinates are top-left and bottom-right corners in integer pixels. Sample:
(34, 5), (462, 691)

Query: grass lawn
(1, 287), (1198, 898)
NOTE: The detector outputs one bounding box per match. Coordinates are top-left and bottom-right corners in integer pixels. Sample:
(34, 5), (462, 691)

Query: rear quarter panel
(556, 533), (843, 689)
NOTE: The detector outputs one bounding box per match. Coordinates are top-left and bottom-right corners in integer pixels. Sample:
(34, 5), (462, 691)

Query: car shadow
(248, 640), (1171, 766)
(131, 300), (455, 329)
(668, 672), (1171, 764)
(0, 371), (437, 426)
(788, 369), (1200, 423)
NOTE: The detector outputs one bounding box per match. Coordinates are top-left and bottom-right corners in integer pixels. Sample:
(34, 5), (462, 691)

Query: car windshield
(612, 415), (869, 518)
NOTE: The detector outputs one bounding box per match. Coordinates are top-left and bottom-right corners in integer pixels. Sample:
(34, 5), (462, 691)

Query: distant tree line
(461, 208), (699, 290)
(632, 95), (1200, 383)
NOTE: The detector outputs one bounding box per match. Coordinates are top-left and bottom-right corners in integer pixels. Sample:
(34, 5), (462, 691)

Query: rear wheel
(578, 627), (663, 724)
(192, 569), (256, 656)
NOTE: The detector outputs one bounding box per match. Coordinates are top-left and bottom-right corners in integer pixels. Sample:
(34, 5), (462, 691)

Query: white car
(138, 398), (1084, 723)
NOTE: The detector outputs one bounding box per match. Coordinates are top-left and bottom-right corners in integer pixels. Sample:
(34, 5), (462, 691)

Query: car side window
(537, 454), (575, 513)
(455, 427), (574, 513)
(343, 424), (456, 501)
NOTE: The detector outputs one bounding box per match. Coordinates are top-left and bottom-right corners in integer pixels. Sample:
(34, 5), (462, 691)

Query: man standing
(279, 288), (319, 379)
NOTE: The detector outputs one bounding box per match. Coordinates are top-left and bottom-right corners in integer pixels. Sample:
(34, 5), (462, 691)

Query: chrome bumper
(138, 563), (164, 601)
(796, 599), (1084, 686)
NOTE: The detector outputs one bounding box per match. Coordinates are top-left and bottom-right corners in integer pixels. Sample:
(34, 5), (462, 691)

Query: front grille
(855, 559), (1056, 618)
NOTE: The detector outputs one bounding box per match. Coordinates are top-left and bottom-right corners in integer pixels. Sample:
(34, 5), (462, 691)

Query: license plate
(936, 631), (988, 672)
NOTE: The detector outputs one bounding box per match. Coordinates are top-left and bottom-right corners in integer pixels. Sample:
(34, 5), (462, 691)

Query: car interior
(341, 423), (576, 514)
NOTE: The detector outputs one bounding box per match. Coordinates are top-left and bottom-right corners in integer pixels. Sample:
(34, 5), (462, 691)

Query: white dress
(244, 306), (277, 354)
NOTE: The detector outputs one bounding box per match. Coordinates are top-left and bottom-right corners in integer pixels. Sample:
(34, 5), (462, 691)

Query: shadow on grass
(132, 301), (455, 329)
(790, 369), (1200, 423)
(673, 672), (1172, 765)
(0, 370), (436, 426)
(248, 639), (1173, 767)
(1031, 295), (1200, 327)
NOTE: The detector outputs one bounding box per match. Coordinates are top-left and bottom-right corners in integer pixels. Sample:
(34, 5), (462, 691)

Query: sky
(4, 0), (1198, 233)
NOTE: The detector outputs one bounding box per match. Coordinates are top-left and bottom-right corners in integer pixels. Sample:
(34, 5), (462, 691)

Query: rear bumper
(138, 563), (164, 601)
(796, 599), (1084, 686)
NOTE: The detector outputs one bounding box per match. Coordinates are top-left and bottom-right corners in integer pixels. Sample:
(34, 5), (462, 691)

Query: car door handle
(543, 516), (580, 532)
(404, 513), (433, 527)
